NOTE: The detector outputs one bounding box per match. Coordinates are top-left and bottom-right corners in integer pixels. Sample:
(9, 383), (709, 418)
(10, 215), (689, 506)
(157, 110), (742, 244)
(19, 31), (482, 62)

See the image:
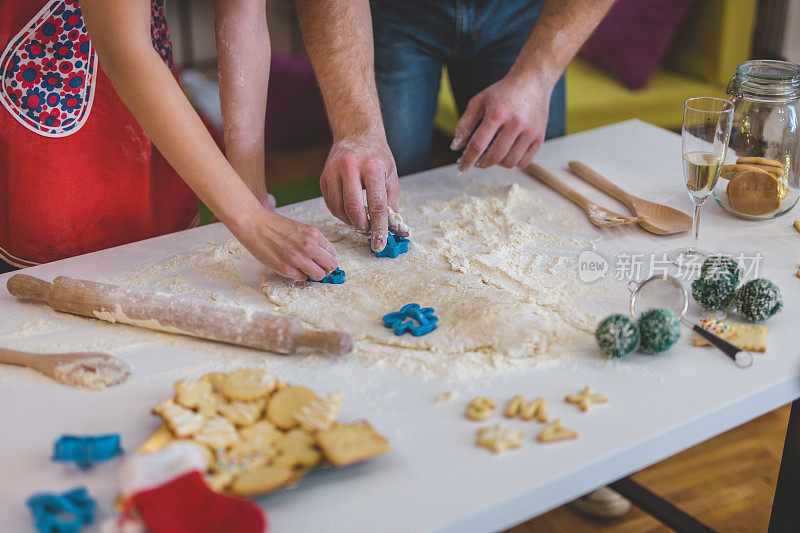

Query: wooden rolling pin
(7, 274), (353, 357)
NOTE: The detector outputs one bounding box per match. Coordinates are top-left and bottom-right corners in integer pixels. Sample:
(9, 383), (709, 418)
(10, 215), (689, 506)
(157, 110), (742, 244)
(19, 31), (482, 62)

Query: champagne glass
(668, 97), (734, 267)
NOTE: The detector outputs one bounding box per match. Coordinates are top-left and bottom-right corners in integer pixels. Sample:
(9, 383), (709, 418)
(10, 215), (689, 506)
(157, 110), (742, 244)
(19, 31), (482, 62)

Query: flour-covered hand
(452, 74), (552, 172)
(234, 208), (337, 282)
(319, 131), (400, 252)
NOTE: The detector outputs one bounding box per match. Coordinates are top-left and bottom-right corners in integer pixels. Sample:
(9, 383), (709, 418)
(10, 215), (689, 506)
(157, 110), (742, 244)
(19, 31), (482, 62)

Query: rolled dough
(261, 184), (613, 377)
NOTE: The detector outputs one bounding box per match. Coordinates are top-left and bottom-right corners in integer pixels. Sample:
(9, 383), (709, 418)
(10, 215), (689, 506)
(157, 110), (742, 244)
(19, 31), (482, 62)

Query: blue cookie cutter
(370, 233), (409, 258)
(27, 487), (95, 533)
(382, 303), (438, 336)
(307, 267), (345, 284)
(52, 434), (123, 470)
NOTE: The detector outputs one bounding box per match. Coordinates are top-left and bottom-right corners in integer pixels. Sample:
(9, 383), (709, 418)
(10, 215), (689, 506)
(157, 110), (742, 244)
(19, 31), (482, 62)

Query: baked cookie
(154, 400), (205, 438)
(266, 386), (318, 430)
(435, 391), (457, 403)
(694, 321), (769, 352)
(315, 422), (391, 467)
(504, 395), (548, 422)
(476, 424), (523, 453)
(272, 429), (322, 469)
(218, 368), (277, 402)
(214, 446), (268, 473)
(143, 369), (389, 498)
(205, 470), (235, 492)
(565, 387), (608, 412)
(217, 399), (266, 427)
(201, 372), (228, 392)
(229, 465), (295, 497)
(194, 416), (240, 449)
(720, 164), (772, 181)
(466, 397), (495, 421)
(727, 170), (781, 216)
(294, 391), (342, 432)
(175, 379), (220, 418)
(537, 420), (578, 443)
(238, 420), (283, 453)
(736, 156), (783, 168)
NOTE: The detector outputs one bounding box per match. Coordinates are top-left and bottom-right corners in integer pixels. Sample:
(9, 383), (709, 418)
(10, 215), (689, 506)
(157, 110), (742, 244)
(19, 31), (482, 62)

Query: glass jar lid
(728, 60), (800, 101)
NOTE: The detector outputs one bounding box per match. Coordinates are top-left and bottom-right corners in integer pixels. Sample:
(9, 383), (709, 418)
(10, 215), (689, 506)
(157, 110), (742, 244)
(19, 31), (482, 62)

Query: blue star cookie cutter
(27, 487), (95, 533)
(307, 267), (345, 284)
(370, 233), (409, 258)
(382, 303), (438, 336)
(52, 434), (123, 470)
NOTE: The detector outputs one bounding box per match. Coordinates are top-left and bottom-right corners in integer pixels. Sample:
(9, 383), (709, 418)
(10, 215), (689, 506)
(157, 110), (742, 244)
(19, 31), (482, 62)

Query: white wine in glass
(684, 151), (724, 199)
(668, 97), (734, 267)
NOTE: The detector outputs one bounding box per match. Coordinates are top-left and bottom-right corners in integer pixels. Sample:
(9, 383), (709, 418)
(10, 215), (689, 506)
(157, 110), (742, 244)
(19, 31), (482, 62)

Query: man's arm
(452, 0), (616, 171)
(295, 0), (399, 252)
(212, 0), (274, 210)
(81, 0), (336, 281)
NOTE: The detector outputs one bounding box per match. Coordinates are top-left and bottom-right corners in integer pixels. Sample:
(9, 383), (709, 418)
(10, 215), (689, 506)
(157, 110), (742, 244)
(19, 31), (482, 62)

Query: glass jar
(713, 60), (800, 219)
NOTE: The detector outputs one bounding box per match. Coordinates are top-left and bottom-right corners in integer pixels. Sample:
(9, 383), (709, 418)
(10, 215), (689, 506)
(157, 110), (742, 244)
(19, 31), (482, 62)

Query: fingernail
(371, 237), (386, 252)
(450, 138), (461, 150)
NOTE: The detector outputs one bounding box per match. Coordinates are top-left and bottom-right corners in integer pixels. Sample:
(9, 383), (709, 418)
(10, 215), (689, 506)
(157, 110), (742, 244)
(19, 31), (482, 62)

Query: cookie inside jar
(725, 168), (782, 216)
(715, 156), (794, 218)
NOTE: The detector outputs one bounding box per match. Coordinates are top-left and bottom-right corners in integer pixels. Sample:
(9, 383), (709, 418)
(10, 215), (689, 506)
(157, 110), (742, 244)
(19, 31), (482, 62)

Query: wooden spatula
(0, 347), (131, 390)
(568, 162), (692, 235)
(524, 163), (640, 228)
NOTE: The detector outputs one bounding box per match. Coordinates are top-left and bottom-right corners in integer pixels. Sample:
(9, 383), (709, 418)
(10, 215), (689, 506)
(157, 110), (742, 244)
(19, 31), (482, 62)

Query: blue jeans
(371, 0), (566, 176)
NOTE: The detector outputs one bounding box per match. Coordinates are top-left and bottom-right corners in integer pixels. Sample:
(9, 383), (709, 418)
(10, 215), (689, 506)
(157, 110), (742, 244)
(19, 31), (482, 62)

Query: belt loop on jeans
(454, 0), (475, 53)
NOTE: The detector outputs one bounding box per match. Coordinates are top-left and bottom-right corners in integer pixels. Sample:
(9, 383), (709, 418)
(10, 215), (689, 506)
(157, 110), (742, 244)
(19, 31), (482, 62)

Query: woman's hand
(234, 208), (338, 282)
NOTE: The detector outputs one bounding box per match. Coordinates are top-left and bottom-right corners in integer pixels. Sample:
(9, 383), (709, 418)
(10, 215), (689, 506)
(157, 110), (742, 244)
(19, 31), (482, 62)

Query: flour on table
(1, 177), (620, 382)
(53, 356), (131, 390)
(260, 183), (616, 378)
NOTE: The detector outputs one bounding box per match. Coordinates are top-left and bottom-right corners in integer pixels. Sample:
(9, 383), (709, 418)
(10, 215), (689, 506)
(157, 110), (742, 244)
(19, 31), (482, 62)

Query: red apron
(0, 0), (198, 267)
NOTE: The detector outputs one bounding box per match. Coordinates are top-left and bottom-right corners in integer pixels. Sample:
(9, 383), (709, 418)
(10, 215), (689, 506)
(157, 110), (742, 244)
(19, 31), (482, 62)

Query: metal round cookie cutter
(627, 274), (753, 368)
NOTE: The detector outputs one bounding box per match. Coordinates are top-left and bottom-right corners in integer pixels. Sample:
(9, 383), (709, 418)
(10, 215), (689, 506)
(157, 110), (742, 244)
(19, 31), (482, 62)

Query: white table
(1, 120), (798, 532)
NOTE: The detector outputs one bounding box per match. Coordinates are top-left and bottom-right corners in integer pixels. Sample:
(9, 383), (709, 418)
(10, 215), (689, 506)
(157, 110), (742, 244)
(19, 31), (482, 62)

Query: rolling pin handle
(6, 274), (52, 302)
(294, 329), (354, 357)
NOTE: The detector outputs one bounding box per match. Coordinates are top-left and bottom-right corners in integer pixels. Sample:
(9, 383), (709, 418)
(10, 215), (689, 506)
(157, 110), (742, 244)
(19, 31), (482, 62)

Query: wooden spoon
(524, 163), (640, 228)
(0, 347), (131, 390)
(568, 161), (692, 235)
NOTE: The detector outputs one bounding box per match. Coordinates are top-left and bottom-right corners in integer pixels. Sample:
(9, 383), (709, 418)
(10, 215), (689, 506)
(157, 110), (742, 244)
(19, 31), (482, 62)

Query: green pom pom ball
(736, 278), (783, 322)
(595, 314), (640, 359)
(637, 308), (681, 354)
(700, 254), (743, 284)
(691, 270), (738, 311)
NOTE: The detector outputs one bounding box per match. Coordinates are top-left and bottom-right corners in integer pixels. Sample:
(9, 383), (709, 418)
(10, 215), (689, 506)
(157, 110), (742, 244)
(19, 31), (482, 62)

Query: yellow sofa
(435, 0), (758, 135)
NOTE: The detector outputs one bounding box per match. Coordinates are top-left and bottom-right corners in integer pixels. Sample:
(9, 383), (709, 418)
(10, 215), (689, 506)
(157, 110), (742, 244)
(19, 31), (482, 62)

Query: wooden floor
(508, 405), (790, 533)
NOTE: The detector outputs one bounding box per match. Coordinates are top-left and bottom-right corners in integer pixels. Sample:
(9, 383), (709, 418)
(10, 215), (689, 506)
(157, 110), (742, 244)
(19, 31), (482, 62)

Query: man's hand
(320, 132), (400, 252)
(451, 74), (552, 172)
(235, 208), (338, 282)
(295, 1), (402, 251)
(450, 0), (616, 173)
